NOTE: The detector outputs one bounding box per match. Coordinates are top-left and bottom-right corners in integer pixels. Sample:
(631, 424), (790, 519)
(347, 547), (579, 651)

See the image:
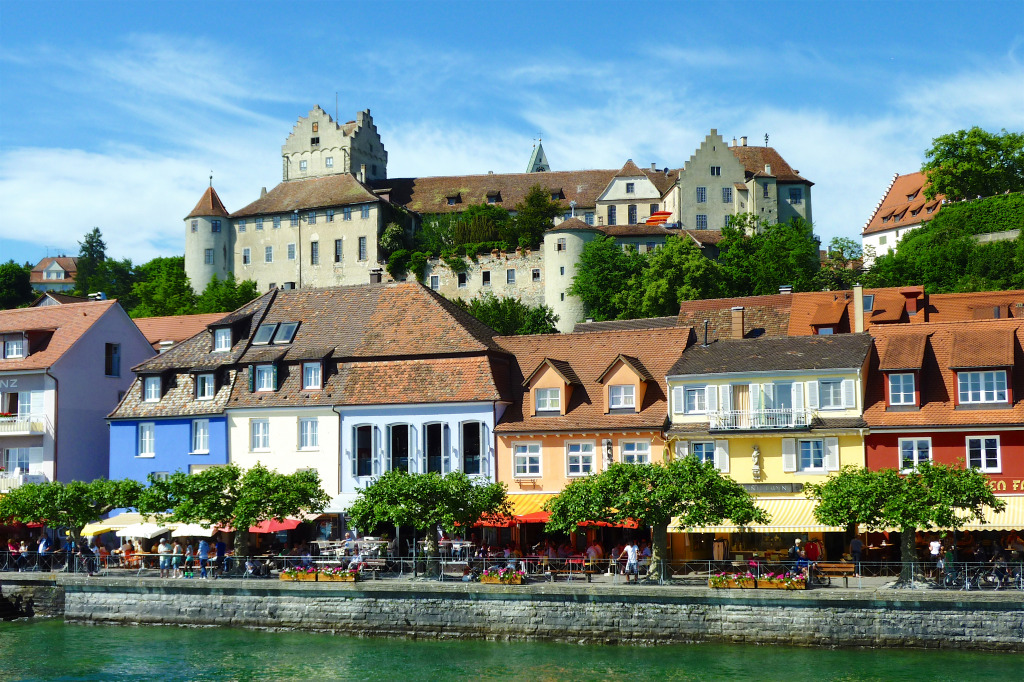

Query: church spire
(526, 138), (549, 173)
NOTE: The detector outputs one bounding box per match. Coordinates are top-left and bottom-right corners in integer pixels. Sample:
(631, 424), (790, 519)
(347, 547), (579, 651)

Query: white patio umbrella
(115, 522), (170, 539)
(171, 523), (216, 538)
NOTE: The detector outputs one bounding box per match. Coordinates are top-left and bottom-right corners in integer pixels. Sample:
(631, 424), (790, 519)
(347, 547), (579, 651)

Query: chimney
(369, 267), (383, 284)
(359, 164), (366, 182)
(730, 307), (745, 340)
(732, 137), (737, 146)
(260, 187), (267, 198)
(488, 170), (494, 174)
(853, 283), (865, 333)
(740, 136), (748, 146)
(899, 286), (924, 317)
(651, 163), (657, 171)
(779, 285), (793, 295)
(765, 164), (772, 174)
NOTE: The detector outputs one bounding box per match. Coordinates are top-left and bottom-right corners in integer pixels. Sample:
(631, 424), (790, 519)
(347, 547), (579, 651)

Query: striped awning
(860, 496), (1024, 533)
(670, 497), (844, 534)
(508, 493), (556, 517)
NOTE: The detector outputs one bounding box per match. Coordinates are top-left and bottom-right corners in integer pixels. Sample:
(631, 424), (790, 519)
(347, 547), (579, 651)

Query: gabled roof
(0, 300), (118, 371)
(522, 358), (581, 387)
(862, 171), (944, 237)
(232, 174), (380, 218)
(596, 354), (653, 383)
(877, 334), (927, 371)
(547, 217), (602, 233)
(949, 327), (1015, 368)
(29, 257), (78, 284)
(133, 313), (229, 351)
(669, 333), (872, 377)
(865, 320), (1024, 428)
(29, 292), (90, 306)
(185, 186), (231, 219)
(729, 145), (812, 185)
(614, 159), (645, 177)
(495, 326), (692, 433)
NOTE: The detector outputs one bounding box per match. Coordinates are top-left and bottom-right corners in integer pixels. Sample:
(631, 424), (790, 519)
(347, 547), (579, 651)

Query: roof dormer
(596, 354), (652, 414)
(523, 358), (579, 417)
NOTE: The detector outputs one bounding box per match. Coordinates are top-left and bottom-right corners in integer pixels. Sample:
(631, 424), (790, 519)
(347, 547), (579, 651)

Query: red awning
(516, 511), (551, 524)
(577, 519), (639, 529)
(475, 514), (515, 528)
(249, 518), (303, 533)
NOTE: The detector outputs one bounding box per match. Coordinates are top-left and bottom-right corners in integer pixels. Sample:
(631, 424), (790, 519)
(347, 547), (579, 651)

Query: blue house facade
(108, 416), (229, 482)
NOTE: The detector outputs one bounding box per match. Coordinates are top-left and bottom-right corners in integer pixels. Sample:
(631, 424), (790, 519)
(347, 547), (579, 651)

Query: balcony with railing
(0, 414), (48, 436)
(709, 408), (812, 431)
(0, 470), (47, 492)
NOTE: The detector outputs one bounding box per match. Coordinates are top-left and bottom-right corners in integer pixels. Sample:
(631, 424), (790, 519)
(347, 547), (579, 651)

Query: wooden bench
(816, 562), (856, 587)
(360, 558), (387, 579)
(546, 559), (602, 582)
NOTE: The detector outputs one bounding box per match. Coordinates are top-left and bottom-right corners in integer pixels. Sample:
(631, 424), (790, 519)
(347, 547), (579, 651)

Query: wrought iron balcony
(709, 408), (812, 431)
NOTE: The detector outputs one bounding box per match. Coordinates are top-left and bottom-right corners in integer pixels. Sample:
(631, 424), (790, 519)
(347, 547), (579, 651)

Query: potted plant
(758, 571), (807, 590)
(708, 570), (757, 589)
(279, 566), (318, 581)
(318, 565), (358, 582)
(481, 566), (525, 585)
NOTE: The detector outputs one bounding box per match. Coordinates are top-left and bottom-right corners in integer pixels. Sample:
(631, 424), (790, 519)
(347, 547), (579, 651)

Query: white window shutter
(749, 383), (761, 410)
(705, 385), (718, 412)
(29, 447), (44, 466)
(373, 426), (383, 476)
(782, 438), (797, 472)
(675, 440), (689, 460)
(763, 383), (775, 409)
(410, 427), (420, 473)
(350, 427), (357, 477)
(714, 440), (730, 473)
(792, 382), (804, 410)
(806, 381), (819, 410)
(442, 425), (451, 474)
(825, 437), (840, 471)
(672, 386), (684, 414)
(719, 385), (732, 412)
(842, 379), (856, 409)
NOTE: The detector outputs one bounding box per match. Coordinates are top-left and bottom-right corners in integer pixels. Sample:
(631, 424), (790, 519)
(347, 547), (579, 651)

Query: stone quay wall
(4, 576), (1023, 651)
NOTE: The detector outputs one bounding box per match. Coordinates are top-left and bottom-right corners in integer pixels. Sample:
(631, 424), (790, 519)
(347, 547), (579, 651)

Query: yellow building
(665, 333), (873, 561)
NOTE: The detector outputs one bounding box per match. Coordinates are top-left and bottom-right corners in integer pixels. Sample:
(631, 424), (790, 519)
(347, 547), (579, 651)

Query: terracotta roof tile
(877, 334), (927, 371)
(109, 370), (237, 419)
(0, 300), (119, 371)
(728, 146), (811, 185)
(133, 313), (227, 350)
(809, 299), (848, 326)
(232, 174), (379, 218)
(614, 159), (645, 177)
(29, 292), (89, 306)
(185, 186), (231, 219)
(335, 356), (506, 405)
(677, 293), (793, 340)
(949, 327), (1014, 368)
(29, 257), (78, 285)
(865, 320), (1024, 428)
(862, 172), (945, 237)
(494, 327), (692, 433)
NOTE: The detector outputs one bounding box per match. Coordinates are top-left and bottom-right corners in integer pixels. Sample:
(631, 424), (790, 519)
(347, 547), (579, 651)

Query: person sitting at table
(639, 540), (652, 574)
(795, 549), (811, 580)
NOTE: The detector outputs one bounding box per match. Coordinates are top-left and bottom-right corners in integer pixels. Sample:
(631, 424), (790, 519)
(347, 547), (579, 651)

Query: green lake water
(1, 619), (1022, 681)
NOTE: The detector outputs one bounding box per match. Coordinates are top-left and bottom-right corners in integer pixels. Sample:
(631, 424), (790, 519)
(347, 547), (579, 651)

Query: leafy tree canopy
(806, 462), (1005, 582)
(453, 293), (558, 335)
(193, 273), (259, 314)
(0, 260), (34, 309)
(637, 236), (726, 316)
(567, 235), (646, 321)
(0, 478), (143, 542)
(813, 237), (863, 292)
(130, 256), (195, 318)
(73, 227), (107, 297)
(511, 184), (564, 248)
(137, 463), (328, 555)
(922, 127), (1024, 201)
(347, 470), (510, 574)
(545, 459), (767, 580)
(717, 217), (820, 295)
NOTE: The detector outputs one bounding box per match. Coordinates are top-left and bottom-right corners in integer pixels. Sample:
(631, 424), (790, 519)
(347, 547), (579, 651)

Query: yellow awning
(86, 512), (164, 533)
(670, 497), (844, 534)
(79, 523), (111, 537)
(507, 494), (556, 516)
(860, 496), (1024, 533)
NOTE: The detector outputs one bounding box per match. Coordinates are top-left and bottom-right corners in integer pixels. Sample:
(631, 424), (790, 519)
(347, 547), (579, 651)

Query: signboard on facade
(742, 483), (804, 493)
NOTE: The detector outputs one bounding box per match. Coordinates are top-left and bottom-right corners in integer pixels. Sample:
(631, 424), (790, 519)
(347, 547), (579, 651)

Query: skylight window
(252, 324), (277, 345)
(273, 322), (299, 344)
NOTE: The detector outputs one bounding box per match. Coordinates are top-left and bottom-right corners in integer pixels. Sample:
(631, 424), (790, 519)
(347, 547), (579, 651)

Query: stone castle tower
(184, 184), (233, 293)
(281, 106), (388, 183)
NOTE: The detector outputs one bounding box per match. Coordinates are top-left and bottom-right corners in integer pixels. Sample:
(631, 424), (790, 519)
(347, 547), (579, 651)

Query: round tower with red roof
(184, 183), (233, 294)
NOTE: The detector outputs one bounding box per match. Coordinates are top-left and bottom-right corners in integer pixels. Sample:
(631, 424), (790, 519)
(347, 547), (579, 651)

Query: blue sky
(1, 1), (1022, 267)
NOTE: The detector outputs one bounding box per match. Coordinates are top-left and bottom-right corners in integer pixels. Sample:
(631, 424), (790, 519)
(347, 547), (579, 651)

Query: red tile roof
(232, 174), (380, 218)
(862, 172), (944, 237)
(614, 159), (645, 177)
(729, 146), (812, 185)
(865, 320), (1024, 428)
(185, 186), (231, 219)
(494, 327), (692, 433)
(949, 328), (1015, 368)
(877, 334), (927, 371)
(677, 293), (793, 340)
(133, 313), (227, 350)
(29, 257), (78, 285)
(0, 300), (118, 371)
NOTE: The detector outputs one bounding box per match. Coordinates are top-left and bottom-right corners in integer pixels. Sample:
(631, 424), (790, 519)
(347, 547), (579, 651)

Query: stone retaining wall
(0, 579), (64, 619)
(4, 576), (1023, 650)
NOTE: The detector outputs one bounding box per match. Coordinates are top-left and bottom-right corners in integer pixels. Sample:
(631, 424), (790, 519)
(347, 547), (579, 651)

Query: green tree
(813, 237), (863, 291)
(545, 459), (768, 581)
(73, 227), (107, 297)
(379, 222), (409, 260)
(453, 293), (558, 335)
(194, 273), (259, 314)
(0, 478), (143, 544)
(0, 260), (33, 309)
(130, 256), (196, 318)
(568, 235), (646, 320)
(455, 204), (510, 245)
(638, 236), (726, 316)
(137, 463), (328, 557)
(510, 184), (563, 248)
(805, 462), (1006, 584)
(347, 470), (510, 576)
(922, 127), (1024, 201)
(717, 218), (820, 296)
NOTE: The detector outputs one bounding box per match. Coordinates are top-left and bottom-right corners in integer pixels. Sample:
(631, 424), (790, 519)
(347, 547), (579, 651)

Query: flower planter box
(481, 574), (523, 585)
(708, 579), (757, 589)
(279, 572), (317, 581)
(318, 573), (358, 582)
(758, 579), (806, 590)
